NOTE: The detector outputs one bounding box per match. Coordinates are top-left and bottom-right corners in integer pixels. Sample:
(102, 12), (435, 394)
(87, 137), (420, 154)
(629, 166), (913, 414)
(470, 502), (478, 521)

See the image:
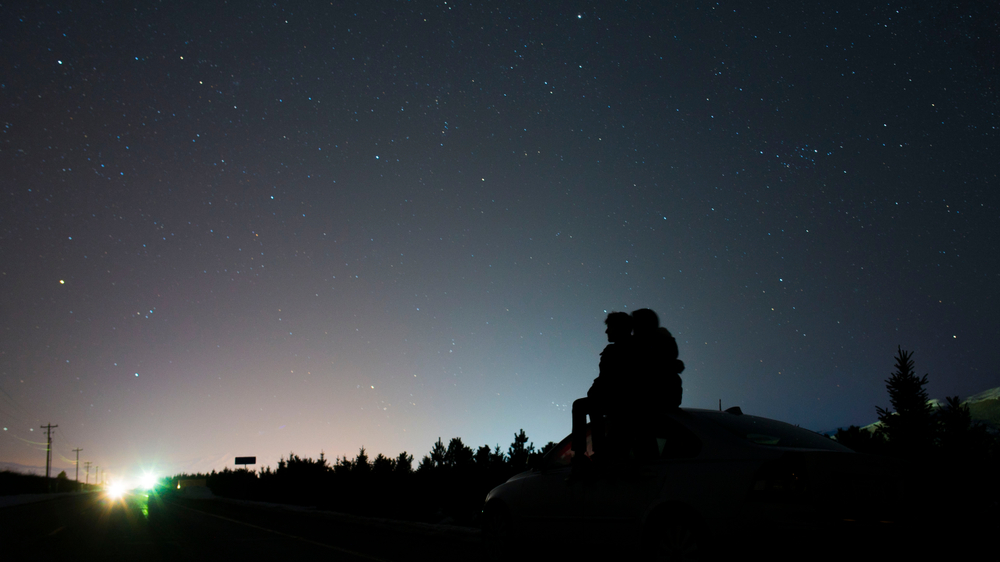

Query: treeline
(0, 469), (98, 495)
(833, 347), (999, 518)
(173, 346), (999, 525)
(834, 346), (998, 460)
(172, 429), (557, 525)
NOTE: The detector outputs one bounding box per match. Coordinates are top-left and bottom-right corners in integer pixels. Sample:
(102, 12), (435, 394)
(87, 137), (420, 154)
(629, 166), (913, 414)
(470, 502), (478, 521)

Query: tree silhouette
(876, 346), (934, 458)
(167, 426), (584, 524)
(394, 451), (414, 474)
(353, 447), (371, 475)
(372, 453), (395, 475)
(528, 441), (558, 468)
(417, 455), (435, 473)
(936, 396), (993, 459)
(429, 438), (447, 468)
(834, 425), (885, 455)
(474, 445), (492, 466)
(507, 429), (534, 471)
(490, 444), (506, 470)
(334, 455), (353, 476)
(445, 437), (474, 469)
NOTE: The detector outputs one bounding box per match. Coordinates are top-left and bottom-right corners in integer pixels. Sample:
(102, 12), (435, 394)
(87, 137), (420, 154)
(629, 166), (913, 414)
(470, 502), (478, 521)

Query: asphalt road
(0, 491), (483, 562)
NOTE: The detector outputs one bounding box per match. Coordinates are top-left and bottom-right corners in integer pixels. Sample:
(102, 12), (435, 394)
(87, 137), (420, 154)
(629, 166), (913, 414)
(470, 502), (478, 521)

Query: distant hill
(964, 387), (1000, 429)
(841, 386), (1000, 434)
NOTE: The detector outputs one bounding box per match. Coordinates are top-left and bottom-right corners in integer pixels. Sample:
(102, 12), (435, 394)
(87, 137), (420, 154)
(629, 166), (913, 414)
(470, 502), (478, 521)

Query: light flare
(106, 481), (127, 499)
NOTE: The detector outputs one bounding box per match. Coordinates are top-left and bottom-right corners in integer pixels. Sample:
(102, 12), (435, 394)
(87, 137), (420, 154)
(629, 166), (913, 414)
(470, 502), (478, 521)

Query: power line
(0, 383), (33, 422)
(40, 423), (58, 492)
(73, 448), (83, 483)
(52, 423), (81, 466)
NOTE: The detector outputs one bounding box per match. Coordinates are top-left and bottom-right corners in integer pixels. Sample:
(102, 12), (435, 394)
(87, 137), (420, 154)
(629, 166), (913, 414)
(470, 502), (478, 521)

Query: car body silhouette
(482, 408), (898, 560)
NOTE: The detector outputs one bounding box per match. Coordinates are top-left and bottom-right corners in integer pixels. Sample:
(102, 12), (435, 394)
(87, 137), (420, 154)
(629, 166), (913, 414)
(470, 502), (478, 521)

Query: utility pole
(40, 424), (58, 492)
(84, 461), (92, 485)
(96, 466), (100, 486)
(73, 448), (83, 483)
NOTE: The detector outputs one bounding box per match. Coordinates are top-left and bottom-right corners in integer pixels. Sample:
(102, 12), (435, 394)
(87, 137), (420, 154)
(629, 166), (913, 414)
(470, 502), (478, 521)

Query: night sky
(2, 2), (998, 482)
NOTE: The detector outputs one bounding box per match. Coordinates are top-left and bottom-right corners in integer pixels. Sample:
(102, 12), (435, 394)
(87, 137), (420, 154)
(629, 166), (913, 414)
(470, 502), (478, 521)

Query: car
(482, 407), (901, 560)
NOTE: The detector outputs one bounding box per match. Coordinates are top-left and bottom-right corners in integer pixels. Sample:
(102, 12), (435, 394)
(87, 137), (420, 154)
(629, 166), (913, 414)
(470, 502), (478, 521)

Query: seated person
(631, 308), (684, 409)
(572, 312), (632, 465)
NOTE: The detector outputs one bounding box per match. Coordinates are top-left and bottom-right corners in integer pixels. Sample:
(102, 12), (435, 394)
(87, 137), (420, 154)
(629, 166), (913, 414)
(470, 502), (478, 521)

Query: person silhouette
(571, 312), (632, 466)
(630, 308), (684, 408)
(621, 309), (685, 461)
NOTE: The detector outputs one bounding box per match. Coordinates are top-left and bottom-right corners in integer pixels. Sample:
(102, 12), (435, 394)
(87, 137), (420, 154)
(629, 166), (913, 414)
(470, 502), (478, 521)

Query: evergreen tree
(474, 445), (492, 466)
(875, 346), (934, 457)
(372, 453), (395, 475)
(444, 437), (474, 469)
(937, 396), (993, 459)
(429, 438), (447, 468)
(334, 455), (353, 476)
(416, 455), (435, 473)
(528, 441), (558, 468)
(394, 451), (414, 474)
(490, 444), (506, 469)
(354, 447), (371, 475)
(833, 425), (884, 455)
(507, 429), (534, 471)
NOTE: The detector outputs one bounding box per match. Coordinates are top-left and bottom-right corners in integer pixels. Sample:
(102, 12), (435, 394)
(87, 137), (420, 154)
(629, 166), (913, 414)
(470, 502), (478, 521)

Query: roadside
(160, 492), (485, 560)
(0, 491), (92, 509)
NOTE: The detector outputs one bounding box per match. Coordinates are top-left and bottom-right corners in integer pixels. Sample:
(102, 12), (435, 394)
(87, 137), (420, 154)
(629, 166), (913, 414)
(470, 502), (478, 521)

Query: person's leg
(571, 398), (590, 461)
(590, 411), (605, 459)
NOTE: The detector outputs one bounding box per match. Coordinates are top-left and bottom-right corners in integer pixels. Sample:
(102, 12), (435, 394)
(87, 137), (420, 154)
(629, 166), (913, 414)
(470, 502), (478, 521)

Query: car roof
(674, 408), (852, 453)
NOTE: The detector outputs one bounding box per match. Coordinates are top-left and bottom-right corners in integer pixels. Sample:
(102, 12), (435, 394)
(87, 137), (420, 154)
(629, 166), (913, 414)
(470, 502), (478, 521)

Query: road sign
(235, 456), (256, 465)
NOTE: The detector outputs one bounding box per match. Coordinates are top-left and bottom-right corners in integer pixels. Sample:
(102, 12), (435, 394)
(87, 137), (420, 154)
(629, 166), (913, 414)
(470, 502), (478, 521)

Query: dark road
(1, 491), (482, 561)
(5, 489), (990, 562)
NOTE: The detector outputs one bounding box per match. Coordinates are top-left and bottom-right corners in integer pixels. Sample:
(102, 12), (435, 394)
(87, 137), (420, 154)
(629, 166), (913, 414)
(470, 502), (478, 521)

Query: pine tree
(429, 437), (447, 468)
(444, 437), (474, 469)
(875, 346), (934, 457)
(937, 396), (993, 459)
(507, 429), (534, 470)
(490, 444), (507, 471)
(474, 445), (492, 466)
(833, 425), (884, 455)
(354, 447), (371, 474)
(394, 451), (414, 474)
(371, 453), (395, 475)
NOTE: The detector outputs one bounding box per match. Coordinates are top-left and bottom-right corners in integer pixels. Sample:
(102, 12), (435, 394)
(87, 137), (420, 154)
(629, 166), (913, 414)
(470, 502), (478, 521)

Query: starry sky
(2, 1), (998, 482)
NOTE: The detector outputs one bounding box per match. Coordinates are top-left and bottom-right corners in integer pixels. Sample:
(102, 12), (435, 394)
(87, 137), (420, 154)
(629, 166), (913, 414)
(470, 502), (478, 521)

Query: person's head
(631, 308), (659, 335)
(604, 312), (632, 343)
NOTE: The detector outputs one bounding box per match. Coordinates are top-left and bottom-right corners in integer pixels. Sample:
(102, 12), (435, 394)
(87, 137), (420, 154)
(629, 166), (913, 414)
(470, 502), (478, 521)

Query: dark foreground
(0, 491), (481, 562)
(2, 489), (994, 562)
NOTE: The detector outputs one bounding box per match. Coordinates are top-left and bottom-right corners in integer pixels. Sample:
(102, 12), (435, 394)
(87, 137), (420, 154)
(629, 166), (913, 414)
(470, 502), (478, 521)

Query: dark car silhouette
(482, 408), (900, 560)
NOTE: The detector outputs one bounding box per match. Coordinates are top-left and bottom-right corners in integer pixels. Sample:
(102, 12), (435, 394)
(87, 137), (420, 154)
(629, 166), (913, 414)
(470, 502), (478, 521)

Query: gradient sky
(2, 1), (998, 482)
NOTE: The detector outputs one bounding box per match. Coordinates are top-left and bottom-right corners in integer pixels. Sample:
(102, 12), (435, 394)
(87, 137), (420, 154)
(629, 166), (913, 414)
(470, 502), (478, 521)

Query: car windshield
(700, 412), (850, 452)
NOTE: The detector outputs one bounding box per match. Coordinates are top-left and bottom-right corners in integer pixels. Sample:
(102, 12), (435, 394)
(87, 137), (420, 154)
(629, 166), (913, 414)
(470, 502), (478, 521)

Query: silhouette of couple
(571, 309), (684, 465)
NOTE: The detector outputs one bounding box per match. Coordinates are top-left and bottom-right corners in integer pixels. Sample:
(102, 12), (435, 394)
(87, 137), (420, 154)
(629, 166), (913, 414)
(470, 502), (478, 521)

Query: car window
(701, 413), (850, 452)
